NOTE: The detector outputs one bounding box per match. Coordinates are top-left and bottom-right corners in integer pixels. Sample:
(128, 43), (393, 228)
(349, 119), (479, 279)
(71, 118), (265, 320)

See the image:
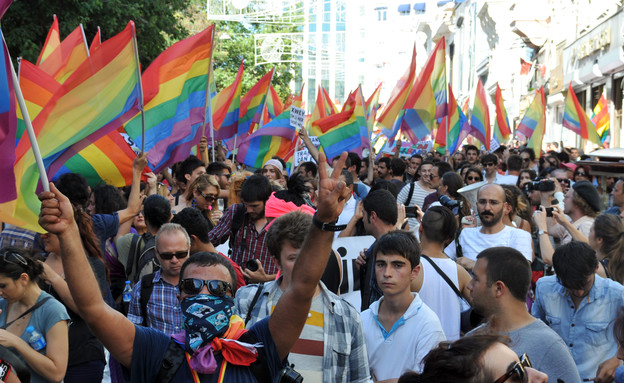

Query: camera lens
(246, 259), (259, 272)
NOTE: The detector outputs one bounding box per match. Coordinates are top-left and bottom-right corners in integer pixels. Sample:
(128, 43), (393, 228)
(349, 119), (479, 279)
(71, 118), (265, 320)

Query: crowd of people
(1, 139), (624, 383)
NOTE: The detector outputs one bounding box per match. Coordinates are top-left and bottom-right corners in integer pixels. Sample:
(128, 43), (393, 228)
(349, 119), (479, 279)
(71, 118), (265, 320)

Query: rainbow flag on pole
(5, 22), (141, 232)
(36, 15), (60, 66)
(436, 84), (468, 154)
(431, 37), (447, 119)
(494, 83), (511, 143)
(90, 27), (102, 55)
(261, 84), (283, 124)
(0, 29), (17, 203)
(470, 79), (491, 150)
(212, 61), (243, 141)
(378, 45), (417, 134)
(124, 25), (214, 172)
(517, 87), (546, 157)
(237, 68), (274, 137)
(591, 94), (609, 145)
(562, 83), (602, 146)
(38, 24), (89, 84)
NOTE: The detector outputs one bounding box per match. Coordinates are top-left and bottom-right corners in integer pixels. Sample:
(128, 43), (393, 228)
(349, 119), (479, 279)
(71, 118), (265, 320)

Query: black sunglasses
(179, 278), (233, 296)
(158, 250), (189, 260)
(0, 250), (28, 266)
(522, 158), (530, 162)
(556, 178), (570, 185)
(483, 162), (495, 167)
(219, 173), (232, 179)
(493, 353), (531, 383)
(466, 176), (481, 181)
(198, 191), (217, 203)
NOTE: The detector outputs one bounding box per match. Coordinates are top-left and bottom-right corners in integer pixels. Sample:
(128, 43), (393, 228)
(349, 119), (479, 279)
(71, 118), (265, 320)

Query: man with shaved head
(444, 183), (533, 271)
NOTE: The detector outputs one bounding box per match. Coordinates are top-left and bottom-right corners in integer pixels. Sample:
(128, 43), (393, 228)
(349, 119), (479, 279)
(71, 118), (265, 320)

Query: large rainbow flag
(494, 83), (511, 143)
(38, 24), (89, 84)
(0, 26), (17, 203)
(591, 94), (609, 145)
(3, 21), (141, 232)
(124, 25), (214, 172)
(517, 87), (546, 157)
(308, 85), (337, 137)
(212, 61), (243, 141)
(236, 108), (298, 168)
(36, 15), (60, 66)
(237, 68), (274, 137)
(470, 79), (491, 150)
(378, 45), (416, 134)
(562, 83), (601, 146)
(431, 37), (447, 119)
(261, 84), (283, 125)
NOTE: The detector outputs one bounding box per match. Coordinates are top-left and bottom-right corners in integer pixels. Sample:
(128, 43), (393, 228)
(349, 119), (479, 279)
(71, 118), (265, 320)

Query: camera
(545, 207), (554, 217)
(439, 195), (459, 209)
(278, 364), (303, 383)
(525, 178), (555, 192)
(245, 259), (259, 272)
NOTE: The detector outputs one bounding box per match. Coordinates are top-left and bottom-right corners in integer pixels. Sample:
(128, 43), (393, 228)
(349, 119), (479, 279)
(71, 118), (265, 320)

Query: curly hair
(266, 211), (312, 263)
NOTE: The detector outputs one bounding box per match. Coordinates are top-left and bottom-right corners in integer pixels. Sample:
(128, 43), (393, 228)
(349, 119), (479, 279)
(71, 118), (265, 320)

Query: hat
(561, 162), (577, 172)
(572, 180), (601, 212)
(263, 159), (284, 173)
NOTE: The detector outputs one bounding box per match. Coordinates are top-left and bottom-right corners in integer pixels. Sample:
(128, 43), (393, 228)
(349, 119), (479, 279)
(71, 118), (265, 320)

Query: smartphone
(405, 206), (419, 218)
(217, 198), (225, 211)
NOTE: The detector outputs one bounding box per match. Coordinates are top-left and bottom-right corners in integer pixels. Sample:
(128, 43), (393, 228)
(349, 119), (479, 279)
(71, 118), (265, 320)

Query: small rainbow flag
(430, 37), (447, 119)
(261, 84), (283, 125)
(562, 83), (601, 146)
(308, 85), (337, 137)
(436, 84), (468, 154)
(470, 79), (491, 150)
(591, 94), (609, 145)
(378, 45), (417, 134)
(517, 87), (546, 157)
(36, 15), (60, 66)
(212, 61), (243, 141)
(89, 27), (102, 55)
(494, 83), (511, 143)
(38, 24), (89, 84)
(237, 68), (274, 137)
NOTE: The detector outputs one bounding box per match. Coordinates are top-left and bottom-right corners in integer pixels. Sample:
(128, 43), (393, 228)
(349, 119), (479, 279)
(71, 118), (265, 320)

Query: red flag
(520, 58), (532, 75)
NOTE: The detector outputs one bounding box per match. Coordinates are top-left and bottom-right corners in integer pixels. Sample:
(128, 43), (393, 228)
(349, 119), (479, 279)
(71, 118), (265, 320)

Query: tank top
(419, 256), (461, 340)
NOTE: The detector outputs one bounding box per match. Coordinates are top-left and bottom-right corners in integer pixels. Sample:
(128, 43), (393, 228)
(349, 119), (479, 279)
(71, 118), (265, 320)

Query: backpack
(126, 232), (159, 283)
(139, 273), (156, 327)
(228, 204), (247, 257)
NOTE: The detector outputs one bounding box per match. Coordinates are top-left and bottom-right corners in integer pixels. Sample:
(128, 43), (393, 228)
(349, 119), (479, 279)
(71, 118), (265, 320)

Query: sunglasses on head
(158, 250), (189, 260)
(179, 278), (232, 296)
(494, 353), (532, 383)
(198, 191), (217, 203)
(0, 250), (28, 266)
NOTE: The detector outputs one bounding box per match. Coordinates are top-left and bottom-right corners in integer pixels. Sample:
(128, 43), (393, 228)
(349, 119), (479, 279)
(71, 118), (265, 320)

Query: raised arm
(269, 152), (350, 360)
(39, 183), (136, 368)
(116, 152), (148, 224)
(299, 127), (321, 164)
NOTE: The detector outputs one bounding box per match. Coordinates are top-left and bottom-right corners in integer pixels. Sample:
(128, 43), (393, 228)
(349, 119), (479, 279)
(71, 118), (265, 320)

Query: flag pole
(130, 22), (146, 154)
(80, 24), (90, 57)
(5, 34), (49, 192)
(202, 27), (216, 163)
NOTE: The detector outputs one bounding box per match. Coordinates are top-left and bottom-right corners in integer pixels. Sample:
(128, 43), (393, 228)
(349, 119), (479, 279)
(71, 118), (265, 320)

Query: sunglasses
(575, 172), (587, 177)
(198, 191), (217, 203)
(466, 176), (481, 181)
(494, 353), (532, 383)
(522, 158), (530, 162)
(158, 250), (189, 260)
(219, 173), (232, 179)
(556, 178), (570, 185)
(0, 250), (28, 266)
(179, 278), (233, 296)
(483, 162), (496, 167)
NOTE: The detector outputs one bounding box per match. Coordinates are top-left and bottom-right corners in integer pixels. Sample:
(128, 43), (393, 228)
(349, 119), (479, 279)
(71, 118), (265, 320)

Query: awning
(437, 0), (452, 6)
(374, 6), (388, 11)
(398, 4), (411, 12)
(413, 3), (426, 11)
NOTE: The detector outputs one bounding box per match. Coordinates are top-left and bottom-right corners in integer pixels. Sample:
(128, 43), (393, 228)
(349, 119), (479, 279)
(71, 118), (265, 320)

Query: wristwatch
(312, 214), (347, 232)
(538, 229), (548, 236)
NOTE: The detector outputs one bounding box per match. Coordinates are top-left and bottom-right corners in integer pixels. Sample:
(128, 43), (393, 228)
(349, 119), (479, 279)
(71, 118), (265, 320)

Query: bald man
(444, 184), (533, 271)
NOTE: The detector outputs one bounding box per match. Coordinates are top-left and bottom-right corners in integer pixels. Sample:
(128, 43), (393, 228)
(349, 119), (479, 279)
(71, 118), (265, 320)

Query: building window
(413, 3), (426, 14)
(398, 4), (410, 15)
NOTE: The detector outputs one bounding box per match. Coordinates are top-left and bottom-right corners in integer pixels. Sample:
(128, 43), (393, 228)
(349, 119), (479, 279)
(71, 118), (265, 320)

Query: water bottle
(25, 326), (46, 350)
(123, 281), (132, 303)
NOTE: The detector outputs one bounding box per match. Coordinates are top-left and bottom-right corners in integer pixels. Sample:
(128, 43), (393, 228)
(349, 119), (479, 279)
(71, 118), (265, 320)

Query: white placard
(333, 235), (376, 310)
(490, 136), (501, 152)
(290, 105), (305, 129)
(293, 136), (320, 167)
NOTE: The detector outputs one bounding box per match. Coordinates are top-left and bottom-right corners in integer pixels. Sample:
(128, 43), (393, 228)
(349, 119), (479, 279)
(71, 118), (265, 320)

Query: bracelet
(312, 214), (347, 232)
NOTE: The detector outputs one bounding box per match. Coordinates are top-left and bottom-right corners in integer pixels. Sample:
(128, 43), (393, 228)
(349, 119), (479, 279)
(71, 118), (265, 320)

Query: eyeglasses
(0, 250), (28, 266)
(198, 191), (217, 203)
(494, 353), (532, 383)
(158, 250), (189, 260)
(179, 278), (233, 296)
(483, 162), (496, 167)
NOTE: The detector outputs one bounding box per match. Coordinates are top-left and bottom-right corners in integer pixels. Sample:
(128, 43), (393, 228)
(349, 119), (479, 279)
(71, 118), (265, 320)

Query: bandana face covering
(181, 294), (234, 352)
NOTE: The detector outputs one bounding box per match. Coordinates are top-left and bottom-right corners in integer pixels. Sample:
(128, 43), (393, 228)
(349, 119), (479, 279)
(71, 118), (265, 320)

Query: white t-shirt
(444, 225), (533, 262)
(496, 174), (518, 185)
(335, 196), (357, 239)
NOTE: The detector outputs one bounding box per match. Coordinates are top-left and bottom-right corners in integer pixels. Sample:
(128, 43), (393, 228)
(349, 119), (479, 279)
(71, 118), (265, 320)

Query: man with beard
(208, 174), (275, 283)
(37, 152), (352, 383)
(444, 184), (533, 271)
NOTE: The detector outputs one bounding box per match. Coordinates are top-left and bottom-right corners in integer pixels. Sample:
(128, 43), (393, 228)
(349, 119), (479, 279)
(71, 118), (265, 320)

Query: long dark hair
(0, 247), (43, 282)
(73, 205), (108, 279)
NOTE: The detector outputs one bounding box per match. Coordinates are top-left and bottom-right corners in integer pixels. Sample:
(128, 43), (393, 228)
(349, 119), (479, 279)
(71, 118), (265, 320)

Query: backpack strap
(406, 182), (416, 206)
(136, 233), (158, 281)
(139, 273), (156, 327)
(155, 339), (187, 383)
(228, 204), (247, 256)
(125, 234), (144, 281)
(421, 255), (466, 302)
(244, 283), (265, 326)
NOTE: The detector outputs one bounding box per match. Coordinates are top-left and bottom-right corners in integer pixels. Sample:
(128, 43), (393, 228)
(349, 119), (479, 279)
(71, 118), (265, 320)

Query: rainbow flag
(236, 109), (298, 168)
(341, 89), (356, 113)
(430, 37), (447, 119)
(4, 22), (141, 232)
(323, 86), (339, 114)
(237, 68), (274, 137)
(212, 61), (243, 140)
(470, 79), (491, 150)
(378, 45), (416, 134)
(494, 83), (511, 143)
(0, 28), (17, 204)
(90, 27), (102, 55)
(261, 84), (283, 125)
(36, 15), (60, 66)
(591, 94), (609, 145)
(38, 24), (89, 84)
(16, 59), (60, 144)
(313, 89), (368, 159)
(562, 83), (601, 146)
(517, 87), (546, 157)
(124, 26), (214, 172)
(308, 85), (337, 137)
(366, 83), (383, 118)
(436, 84), (468, 154)
(283, 83), (305, 111)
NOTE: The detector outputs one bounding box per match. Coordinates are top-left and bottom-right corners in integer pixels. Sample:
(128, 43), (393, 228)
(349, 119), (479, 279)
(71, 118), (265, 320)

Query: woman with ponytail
(0, 247), (69, 382)
(39, 204), (110, 382)
(589, 214), (624, 283)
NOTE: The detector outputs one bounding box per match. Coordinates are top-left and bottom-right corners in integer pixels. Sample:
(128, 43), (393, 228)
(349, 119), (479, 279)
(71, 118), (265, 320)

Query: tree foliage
(3, 0), (190, 68)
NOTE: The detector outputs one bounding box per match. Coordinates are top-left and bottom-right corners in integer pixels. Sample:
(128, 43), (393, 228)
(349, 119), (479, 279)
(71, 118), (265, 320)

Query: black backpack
(126, 232), (159, 283)
(138, 273), (156, 327)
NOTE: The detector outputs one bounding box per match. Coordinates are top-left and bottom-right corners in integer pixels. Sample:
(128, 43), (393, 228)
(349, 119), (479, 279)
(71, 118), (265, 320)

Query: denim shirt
(532, 275), (624, 381)
(234, 279), (371, 383)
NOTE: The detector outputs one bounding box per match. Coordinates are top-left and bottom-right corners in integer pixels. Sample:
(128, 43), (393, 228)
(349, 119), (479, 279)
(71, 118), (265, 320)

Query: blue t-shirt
(0, 291), (69, 383)
(124, 317), (285, 382)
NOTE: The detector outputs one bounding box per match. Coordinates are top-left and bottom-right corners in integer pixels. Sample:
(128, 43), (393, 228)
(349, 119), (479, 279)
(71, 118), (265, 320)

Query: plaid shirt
(127, 270), (183, 336)
(208, 203), (277, 275)
(235, 280), (371, 383)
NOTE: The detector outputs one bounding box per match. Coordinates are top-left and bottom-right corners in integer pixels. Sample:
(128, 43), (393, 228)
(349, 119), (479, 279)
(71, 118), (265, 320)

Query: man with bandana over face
(443, 184), (533, 272)
(38, 152), (352, 382)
